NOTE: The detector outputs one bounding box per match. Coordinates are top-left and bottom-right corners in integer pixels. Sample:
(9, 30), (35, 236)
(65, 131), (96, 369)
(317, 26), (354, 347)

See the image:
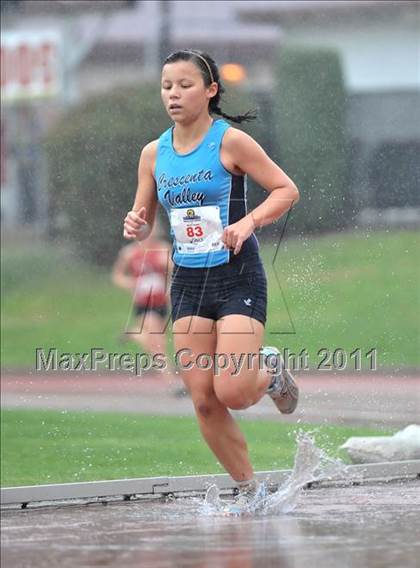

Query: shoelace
(267, 371), (284, 395)
(230, 486), (259, 511)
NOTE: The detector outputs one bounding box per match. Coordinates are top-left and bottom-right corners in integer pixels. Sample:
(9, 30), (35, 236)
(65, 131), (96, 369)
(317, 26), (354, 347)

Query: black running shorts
(134, 305), (168, 318)
(170, 253), (267, 326)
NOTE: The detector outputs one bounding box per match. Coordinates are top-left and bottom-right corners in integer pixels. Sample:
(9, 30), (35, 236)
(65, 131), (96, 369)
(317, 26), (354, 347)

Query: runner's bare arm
(111, 247), (136, 291)
(223, 128), (299, 228)
(124, 140), (159, 241)
(220, 128), (300, 254)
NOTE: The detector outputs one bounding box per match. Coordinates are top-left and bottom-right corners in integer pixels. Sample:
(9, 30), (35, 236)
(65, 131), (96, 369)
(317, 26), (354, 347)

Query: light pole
(158, 0), (171, 66)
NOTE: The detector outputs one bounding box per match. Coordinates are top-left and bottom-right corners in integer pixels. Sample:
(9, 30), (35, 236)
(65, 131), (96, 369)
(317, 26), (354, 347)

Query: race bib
(170, 205), (225, 254)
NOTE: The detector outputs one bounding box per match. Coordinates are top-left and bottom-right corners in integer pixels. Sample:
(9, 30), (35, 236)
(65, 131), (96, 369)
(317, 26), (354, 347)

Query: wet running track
(2, 479), (420, 568)
(2, 371), (420, 427)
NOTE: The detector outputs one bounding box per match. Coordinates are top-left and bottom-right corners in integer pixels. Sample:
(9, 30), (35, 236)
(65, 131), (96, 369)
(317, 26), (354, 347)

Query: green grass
(261, 229), (419, 368)
(1, 229), (419, 369)
(1, 245), (139, 367)
(1, 409), (391, 487)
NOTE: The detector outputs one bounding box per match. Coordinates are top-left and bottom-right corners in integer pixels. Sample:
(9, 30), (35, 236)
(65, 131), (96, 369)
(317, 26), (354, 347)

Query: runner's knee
(195, 400), (214, 418)
(192, 391), (223, 420)
(216, 390), (254, 411)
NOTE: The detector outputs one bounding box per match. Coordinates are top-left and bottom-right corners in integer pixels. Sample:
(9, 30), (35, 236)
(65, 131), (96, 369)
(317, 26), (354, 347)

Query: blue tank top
(154, 119), (259, 268)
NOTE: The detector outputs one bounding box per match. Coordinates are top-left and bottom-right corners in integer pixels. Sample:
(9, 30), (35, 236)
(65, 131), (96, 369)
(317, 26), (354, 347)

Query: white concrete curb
(2, 460), (419, 509)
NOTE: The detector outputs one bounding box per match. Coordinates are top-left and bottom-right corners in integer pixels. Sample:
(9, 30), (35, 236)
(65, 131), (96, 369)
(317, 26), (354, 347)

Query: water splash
(199, 431), (349, 517)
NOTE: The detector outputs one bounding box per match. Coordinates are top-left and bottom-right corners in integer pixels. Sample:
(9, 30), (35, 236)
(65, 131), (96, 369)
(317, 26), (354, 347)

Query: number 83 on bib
(170, 205), (225, 254)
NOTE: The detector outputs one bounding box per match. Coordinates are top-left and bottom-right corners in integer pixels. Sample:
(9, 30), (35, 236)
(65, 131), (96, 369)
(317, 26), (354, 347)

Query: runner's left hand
(222, 215), (255, 255)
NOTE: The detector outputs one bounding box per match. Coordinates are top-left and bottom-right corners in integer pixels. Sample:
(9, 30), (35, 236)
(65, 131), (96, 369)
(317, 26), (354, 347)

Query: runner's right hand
(123, 207), (148, 240)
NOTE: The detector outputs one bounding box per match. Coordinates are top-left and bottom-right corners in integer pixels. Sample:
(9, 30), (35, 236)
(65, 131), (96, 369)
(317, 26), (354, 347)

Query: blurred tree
(45, 83), (259, 266)
(273, 47), (350, 234)
(45, 85), (169, 265)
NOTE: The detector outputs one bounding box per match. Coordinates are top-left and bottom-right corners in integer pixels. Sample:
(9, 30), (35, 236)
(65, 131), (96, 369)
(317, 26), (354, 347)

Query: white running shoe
(223, 481), (267, 516)
(261, 346), (299, 414)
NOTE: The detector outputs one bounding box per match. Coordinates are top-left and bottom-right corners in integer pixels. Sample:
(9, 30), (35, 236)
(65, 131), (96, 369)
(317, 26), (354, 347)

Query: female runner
(123, 50), (300, 514)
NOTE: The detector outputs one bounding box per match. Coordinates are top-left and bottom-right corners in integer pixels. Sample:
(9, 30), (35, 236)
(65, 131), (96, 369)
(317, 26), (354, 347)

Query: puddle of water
(195, 431), (350, 517)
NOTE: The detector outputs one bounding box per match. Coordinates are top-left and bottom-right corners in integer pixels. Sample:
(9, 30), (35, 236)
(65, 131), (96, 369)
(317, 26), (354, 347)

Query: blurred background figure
(112, 222), (185, 395)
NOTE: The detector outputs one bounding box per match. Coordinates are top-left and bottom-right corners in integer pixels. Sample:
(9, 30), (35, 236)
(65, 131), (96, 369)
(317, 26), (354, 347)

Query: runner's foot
(261, 346), (299, 414)
(223, 480), (267, 516)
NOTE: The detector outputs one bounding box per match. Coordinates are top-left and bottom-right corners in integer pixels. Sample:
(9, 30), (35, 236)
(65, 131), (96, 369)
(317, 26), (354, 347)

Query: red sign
(1, 31), (62, 102)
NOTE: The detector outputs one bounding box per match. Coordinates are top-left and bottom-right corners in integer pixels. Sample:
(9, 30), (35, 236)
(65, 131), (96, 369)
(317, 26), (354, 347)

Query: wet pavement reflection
(2, 479), (419, 568)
